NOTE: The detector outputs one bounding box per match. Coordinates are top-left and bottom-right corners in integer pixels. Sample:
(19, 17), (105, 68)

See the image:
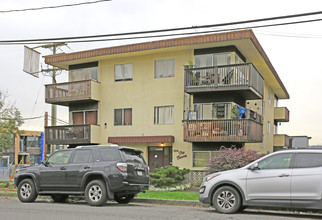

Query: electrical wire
(1, 10), (322, 44)
(1, 17), (322, 45)
(21, 116), (44, 120)
(255, 30), (322, 38)
(0, 0), (112, 13)
(47, 115), (69, 125)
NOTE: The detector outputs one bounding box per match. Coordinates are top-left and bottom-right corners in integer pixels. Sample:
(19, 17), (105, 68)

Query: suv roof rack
(76, 144), (119, 149)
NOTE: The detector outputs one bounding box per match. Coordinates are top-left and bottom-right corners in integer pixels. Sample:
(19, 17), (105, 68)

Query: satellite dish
(23, 46), (40, 78)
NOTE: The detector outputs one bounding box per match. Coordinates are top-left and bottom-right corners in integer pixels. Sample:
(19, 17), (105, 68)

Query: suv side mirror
(41, 159), (48, 166)
(249, 162), (259, 171)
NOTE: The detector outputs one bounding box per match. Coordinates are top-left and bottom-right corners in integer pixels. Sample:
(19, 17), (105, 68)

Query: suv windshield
(121, 149), (146, 164)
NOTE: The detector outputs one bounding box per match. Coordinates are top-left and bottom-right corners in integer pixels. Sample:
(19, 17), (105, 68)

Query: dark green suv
(14, 145), (150, 206)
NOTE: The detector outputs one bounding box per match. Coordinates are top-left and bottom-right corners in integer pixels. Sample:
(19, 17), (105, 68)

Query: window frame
(154, 58), (175, 78)
(114, 63), (133, 82)
(71, 149), (93, 164)
(114, 108), (132, 126)
(69, 62), (98, 82)
(192, 151), (219, 168)
(293, 153), (322, 169)
(154, 105), (174, 125)
(47, 150), (73, 165)
(71, 109), (98, 125)
(257, 153), (293, 170)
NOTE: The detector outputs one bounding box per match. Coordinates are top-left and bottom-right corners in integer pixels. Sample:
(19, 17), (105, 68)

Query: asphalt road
(1, 197), (321, 220)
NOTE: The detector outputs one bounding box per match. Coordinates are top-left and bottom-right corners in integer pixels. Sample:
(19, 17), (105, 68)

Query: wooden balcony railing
(184, 63), (264, 99)
(183, 119), (263, 143)
(45, 124), (100, 145)
(45, 80), (100, 106)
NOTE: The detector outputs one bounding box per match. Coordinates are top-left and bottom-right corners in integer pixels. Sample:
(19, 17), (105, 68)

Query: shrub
(150, 166), (190, 187)
(208, 146), (264, 173)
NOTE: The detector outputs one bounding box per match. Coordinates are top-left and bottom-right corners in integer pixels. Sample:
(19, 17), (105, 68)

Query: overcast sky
(1, 0), (322, 145)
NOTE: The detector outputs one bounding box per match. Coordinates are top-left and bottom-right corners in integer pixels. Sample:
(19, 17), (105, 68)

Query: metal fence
(0, 167), (10, 181)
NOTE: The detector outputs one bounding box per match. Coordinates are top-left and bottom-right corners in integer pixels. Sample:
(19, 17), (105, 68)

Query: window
(72, 150), (93, 163)
(194, 103), (233, 120)
(72, 110), (98, 125)
(293, 153), (322, 168)
(70, 62), (98, 82)
(121, 149), (146, 164)
(47, 150), (72, 165)
(194, 52), (243, 68)
(154, 59), (175, 78)
(26, 136), (40, 148)
(115, 63), (133, 81)
(193, 152), (210, 167)
(114, 108), (132, 125)
(267, 121), (271, 134)
(99, 148), (119, 161)
(154, 106), (174, 124)
(193, 151), (219, 167)
(258, 153), (292, 169)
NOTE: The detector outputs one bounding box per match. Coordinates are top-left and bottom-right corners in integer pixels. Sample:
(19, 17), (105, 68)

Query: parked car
(199, 149), (322, 214)
(14, 145), (150, 206)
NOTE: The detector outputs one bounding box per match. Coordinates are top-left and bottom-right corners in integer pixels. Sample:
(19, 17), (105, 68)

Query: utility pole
(41, 43), (66, 127)
(40, 43), (67, 154)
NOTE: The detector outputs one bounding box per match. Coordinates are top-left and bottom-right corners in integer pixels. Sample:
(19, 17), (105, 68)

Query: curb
(133, 198), (206, 207)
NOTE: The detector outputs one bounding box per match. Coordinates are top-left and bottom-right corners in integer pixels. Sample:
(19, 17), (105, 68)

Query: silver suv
(199, 149), (322, 213)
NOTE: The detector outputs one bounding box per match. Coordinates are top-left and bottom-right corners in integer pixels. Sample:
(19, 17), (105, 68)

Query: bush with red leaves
(208, 146), (265, 173)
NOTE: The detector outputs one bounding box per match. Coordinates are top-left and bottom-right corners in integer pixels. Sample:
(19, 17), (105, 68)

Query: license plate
(137, 171), (143, 176)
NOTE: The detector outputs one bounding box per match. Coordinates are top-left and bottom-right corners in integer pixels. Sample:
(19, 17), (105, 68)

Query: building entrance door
(148, 146), (172, 172)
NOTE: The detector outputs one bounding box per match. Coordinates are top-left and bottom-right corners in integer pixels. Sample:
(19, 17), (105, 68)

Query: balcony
(184, 63), (264, 100)
(274, 107), (290, 122)
(45, 124), (100, 145)
(45, 80), (100, 106)
(183, 119), (263, 143)
(274, 134), (290, 147)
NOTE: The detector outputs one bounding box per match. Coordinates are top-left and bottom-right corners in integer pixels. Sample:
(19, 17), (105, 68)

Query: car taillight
(116, 163), (127, 172)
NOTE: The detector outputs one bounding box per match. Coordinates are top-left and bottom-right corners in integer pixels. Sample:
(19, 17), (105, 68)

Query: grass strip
(137, 190), (199, 201)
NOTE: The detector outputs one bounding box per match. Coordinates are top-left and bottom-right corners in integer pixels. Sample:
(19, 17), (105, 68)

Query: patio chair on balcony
(221, 69), (234, 85)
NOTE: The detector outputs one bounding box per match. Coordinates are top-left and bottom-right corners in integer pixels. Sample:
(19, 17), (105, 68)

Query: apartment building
(1, 130), (43, 166)
(44, 30), (290, 171)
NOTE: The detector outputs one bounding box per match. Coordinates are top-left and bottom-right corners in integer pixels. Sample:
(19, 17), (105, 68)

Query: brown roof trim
(248, 31), (290, 99)
(108, 136), (175, 144)
(45, 30), (253, 64)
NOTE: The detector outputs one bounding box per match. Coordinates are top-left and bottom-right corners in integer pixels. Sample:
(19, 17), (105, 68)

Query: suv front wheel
(85, 180), (108, 206)
(17, 178), (38, 203)
(212, 186), (241, 214)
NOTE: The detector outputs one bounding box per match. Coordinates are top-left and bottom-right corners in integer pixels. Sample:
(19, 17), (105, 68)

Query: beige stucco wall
(245, 81), (275, 154)
(95, 49), (194, 169)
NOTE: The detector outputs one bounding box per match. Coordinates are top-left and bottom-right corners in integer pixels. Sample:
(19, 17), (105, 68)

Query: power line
(0, 12), (322, 45)
(1, 17), (322, 45)
(1, 10), (322, 44)
(0, 0), (112, 13)
(256, 30), (322, 39)
(21, 116), (44, 121)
